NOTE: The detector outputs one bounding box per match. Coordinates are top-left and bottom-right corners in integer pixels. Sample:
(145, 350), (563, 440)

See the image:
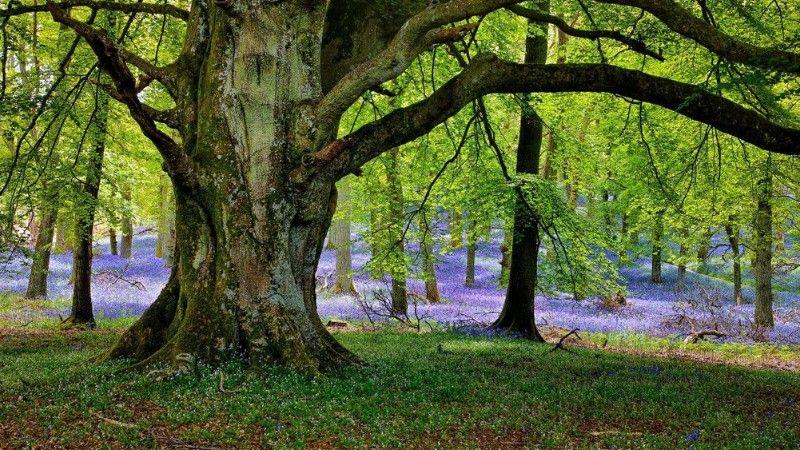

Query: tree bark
(418, 208), (440, 302)
(108, 3), (358, 373)
(449, 209), (463, 249)
(109, 227), (118, 255)
(676, 241), (687, 291)
(465, 219), (477, 288)
(752, 168), (774, 328)
(492, 9), (548, 341)
(651, 211), (664, 284)
(120, 183), (133, 259)
(25, 204), (57, 299)
(385, 149), (407, 314)
(54, 213), (71, 254)
(724, 222), (743, 305)
(155, 174), (176, 266)
(67, 17), (112, 326)
(331, 177), (357, 295)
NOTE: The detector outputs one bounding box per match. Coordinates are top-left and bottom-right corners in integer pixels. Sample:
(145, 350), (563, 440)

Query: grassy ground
(1, 322), (799, 449)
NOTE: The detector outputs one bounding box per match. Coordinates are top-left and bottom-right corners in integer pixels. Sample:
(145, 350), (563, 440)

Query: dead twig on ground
(549, 328), (581, 354)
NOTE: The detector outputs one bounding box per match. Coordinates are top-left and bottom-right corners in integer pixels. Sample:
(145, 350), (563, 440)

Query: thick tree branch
(118, 48), (179, 96)
(506, 4), (663, 61)
(295, 55), (799, 183)
(95, 80), (180, 128)
(594, 0), (800, 73)
(1, 1), (189, 19)
(316, 0), (522, 135)
(48, 6), (197, 190)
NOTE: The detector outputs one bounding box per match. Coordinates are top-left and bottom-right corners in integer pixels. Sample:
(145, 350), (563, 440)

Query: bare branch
(506, 4), (664, 61)
(594, 0), (800, 73)
(1, 1), (189, 20)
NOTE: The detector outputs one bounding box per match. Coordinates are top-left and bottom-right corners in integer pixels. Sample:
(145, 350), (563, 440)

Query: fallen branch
(549, 328), (581, 354)
(684, 330), (727, 344)
(217, 371), (241, 394)
(95, 413), (136, 429)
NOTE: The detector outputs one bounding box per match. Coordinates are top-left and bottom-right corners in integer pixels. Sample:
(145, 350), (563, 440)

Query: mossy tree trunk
(25, 202), (58, 299)
(109, 2), (359, 373)
(449, 209), (463, 250)
(752, 168), (774, 328)
(119, 183), (134, 258)
(331, 177), (357, 295)
(109, 227), (118, 255)
(385, 149), (408, 314)
(418, 207), (440, 303)
(155, 174), (176, 266)
(724, 222), (744, 305)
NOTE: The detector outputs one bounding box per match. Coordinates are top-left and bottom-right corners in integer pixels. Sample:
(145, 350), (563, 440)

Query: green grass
(1, 325), (799, 448)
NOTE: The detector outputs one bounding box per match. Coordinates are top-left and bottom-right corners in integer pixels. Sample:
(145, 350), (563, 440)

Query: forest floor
(1, 323), (799, 448)
(1, 232), (800, 344)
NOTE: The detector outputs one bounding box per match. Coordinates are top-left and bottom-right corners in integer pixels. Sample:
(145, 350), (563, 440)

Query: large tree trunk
(724, 222), (744, 305)
(492, 10), (548, 341)
(108, 3), (356, 373)
(25, 204), (57, 299)
(753, 170), (774, 328)
(331, 177), (357, 295)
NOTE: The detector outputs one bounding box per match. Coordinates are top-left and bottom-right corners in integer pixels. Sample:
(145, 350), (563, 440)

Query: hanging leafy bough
(513, 173), (626, 300)
(0, 0), (798, 375)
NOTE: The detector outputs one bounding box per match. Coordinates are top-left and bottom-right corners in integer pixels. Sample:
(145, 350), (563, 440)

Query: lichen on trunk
(108, 1), (358, 374)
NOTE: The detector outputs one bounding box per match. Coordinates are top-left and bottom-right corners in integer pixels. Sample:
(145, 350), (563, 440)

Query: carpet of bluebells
(2, 230), (800, 344)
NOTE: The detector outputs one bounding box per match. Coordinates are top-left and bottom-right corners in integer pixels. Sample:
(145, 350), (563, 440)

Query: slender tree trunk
(492, 9), (548, 341)
(385, 149), (407, 313)
(25, 204), (57, 299)
(449, 209), (463, 250)
(696, 227), (712, 270)
(68, 95), (108, 327)
(54, 213), (71, 254)
(418, 208), (440, 302)
(465, 220), (477, 288)
(155, 175), (176, 266)
(677, 242), (687, 291)
(651, 212), (664, 284)
(332, 177), (357, 295)
(753, 169), (774, 328)
(120, 183), (133, 259)
(725, 222), (744, 305)
(499, 221), (512, 287)
(109, 227), (118, 255)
